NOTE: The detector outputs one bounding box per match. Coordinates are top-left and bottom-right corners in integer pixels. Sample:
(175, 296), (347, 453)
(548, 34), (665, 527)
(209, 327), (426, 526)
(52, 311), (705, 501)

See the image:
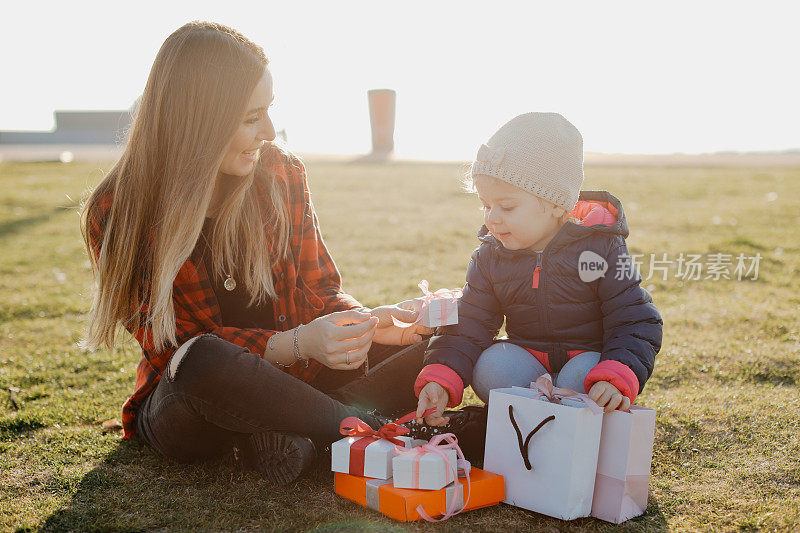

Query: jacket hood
(477, 190), (629, 254)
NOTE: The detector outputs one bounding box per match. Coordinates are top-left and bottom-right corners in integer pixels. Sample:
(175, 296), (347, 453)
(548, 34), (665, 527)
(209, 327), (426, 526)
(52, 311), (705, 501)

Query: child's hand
(415, 382), (450, 426)
(369, 301), (434, 346)
(588, 381), (631, 413)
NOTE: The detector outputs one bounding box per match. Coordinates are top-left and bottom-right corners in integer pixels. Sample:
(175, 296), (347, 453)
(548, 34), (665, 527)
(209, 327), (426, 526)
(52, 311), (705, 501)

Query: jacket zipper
(534, 252), (551, 365)
(539, 252), (549, 335)
(531, 253), (543, 289)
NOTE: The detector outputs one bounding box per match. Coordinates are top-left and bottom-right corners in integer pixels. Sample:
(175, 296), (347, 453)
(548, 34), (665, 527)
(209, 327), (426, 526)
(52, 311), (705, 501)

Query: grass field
(1, 159), (798, 531)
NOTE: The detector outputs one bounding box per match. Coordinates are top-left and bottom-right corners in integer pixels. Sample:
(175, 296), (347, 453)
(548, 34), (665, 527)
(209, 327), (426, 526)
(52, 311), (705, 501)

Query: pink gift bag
(590, 405), (656, 523)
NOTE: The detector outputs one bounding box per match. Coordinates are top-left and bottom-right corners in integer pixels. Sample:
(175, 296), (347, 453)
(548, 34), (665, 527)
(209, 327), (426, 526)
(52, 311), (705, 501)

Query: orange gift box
(334, 467), (505, 522)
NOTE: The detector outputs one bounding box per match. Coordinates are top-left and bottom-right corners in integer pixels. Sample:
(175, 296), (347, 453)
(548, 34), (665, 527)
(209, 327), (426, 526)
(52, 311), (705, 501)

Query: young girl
(414, 112), (663, 426)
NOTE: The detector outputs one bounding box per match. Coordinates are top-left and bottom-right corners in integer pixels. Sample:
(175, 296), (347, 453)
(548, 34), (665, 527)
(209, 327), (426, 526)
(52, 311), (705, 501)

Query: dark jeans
(136, 333), (426, 463)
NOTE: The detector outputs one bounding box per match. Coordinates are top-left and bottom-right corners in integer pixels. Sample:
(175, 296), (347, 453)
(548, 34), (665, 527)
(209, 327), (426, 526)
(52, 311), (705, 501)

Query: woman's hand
(415, 381), (451, 426)
(369, 300), (434, 346)
(298, 309), (378, 370)
(587, 381), (631, 413)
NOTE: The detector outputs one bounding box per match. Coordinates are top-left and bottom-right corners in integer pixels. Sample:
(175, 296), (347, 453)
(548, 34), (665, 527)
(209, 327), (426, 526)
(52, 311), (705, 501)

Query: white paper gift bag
(591, 405), (656, 523)
(483, 386), (603, 520)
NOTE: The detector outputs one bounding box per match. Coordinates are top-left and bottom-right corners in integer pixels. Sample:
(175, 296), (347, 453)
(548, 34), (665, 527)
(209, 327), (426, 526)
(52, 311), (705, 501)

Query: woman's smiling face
(219, 69), (276, 176)
(474, 174), (562, 252)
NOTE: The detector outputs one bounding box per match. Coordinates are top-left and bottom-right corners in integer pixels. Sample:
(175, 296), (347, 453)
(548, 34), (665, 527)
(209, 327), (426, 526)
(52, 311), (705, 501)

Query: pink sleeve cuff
(414, 364), (464, 408)
(584, 360), (640, 403)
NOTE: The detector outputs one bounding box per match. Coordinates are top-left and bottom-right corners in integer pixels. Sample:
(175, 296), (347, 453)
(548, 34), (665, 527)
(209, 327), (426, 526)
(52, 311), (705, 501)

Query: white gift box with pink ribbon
(416, 293), (459, 328)
(392, 433), (475, 521)
(392, 434), (461, 490)
(393, 280), (462, 329)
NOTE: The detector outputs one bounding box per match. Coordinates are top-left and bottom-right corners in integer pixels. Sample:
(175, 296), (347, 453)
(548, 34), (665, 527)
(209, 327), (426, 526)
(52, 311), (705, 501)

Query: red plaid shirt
(86, 145), (361, 438)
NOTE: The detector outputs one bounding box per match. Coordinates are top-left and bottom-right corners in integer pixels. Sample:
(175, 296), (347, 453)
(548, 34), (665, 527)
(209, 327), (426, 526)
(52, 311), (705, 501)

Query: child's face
(474, 175), (563, 252)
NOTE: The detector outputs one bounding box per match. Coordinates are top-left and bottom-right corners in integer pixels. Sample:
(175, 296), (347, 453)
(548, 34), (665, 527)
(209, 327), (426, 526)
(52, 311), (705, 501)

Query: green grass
(1, 160), (799, 531)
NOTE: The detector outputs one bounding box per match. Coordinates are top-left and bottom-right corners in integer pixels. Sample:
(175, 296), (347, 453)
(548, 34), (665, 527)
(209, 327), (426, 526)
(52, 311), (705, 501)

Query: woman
(80, 21), (434, 485)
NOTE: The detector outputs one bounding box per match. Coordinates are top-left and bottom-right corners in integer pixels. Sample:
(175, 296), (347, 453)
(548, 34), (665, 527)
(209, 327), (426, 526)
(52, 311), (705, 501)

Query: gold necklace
(200, 225), (236, 291)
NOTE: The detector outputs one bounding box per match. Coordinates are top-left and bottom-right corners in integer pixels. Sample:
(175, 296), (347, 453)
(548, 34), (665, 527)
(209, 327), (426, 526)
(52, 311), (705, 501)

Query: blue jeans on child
(471, 342), (601, 403)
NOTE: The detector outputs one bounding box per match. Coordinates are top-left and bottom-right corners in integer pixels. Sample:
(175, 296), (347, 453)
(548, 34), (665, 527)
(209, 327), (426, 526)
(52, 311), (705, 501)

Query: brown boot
(233, 431), (316, 486)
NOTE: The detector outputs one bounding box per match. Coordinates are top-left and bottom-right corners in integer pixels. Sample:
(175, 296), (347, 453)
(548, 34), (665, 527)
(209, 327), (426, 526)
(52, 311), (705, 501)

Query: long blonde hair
(80, 21), (290, 352)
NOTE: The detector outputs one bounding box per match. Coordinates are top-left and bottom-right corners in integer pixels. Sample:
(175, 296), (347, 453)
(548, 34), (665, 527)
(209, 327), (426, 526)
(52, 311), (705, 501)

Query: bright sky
(2, 0), (798, 159)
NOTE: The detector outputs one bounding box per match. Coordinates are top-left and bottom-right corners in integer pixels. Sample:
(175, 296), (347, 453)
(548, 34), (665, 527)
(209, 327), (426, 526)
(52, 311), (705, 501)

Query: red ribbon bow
(339, 417), (410, 446)
(338, 409), (435, 477)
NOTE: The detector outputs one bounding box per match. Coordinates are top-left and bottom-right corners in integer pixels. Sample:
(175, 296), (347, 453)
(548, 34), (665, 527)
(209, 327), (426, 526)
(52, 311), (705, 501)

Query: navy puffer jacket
(419, 191), (662, 405)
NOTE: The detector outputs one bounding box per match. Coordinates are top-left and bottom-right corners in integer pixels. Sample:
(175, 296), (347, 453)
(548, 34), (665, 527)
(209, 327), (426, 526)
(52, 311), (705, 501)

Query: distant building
(0, 109), (132, 145)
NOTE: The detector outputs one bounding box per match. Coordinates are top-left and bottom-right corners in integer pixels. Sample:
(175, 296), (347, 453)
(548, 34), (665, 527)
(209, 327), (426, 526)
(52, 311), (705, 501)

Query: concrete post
(367, 89), (396, 158)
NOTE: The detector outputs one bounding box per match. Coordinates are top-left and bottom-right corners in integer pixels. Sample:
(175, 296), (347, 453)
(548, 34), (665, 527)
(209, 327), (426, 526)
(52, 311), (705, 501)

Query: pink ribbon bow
(532, 374), (603, 415)
(392, 280), (462, 328)
(394, 433), (472, 522)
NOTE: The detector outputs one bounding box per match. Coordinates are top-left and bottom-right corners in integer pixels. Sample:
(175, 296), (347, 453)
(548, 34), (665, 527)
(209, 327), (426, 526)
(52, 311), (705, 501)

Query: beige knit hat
(470, 112), (584, 212)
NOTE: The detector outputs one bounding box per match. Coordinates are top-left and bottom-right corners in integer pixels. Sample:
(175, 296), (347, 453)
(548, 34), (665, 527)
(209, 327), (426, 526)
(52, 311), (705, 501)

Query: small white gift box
(391, 281), (462, 329)
(414, 280), (461, 328)
(417, 296), (459, 328)
(331, 435), (414, 479)
(392, 447), (458, 490)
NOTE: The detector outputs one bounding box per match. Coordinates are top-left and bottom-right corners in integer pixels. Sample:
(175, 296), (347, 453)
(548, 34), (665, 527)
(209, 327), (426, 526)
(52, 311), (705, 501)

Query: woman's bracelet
(293, 324), (309, 368)
(273, 325), (308, 368)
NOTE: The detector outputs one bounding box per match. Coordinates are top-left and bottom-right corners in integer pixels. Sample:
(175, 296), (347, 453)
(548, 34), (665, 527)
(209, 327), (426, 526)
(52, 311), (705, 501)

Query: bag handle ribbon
(532, 373), (603, 415)
(508, 404), (555, 471)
